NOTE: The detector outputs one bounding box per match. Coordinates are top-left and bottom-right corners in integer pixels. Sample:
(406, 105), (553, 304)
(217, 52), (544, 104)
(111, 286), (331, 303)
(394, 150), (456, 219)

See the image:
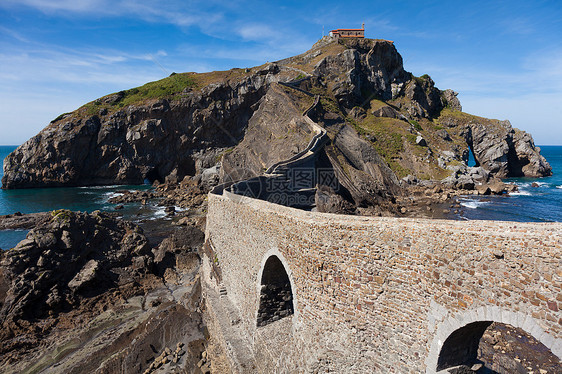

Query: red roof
(330, 29), (364, 32)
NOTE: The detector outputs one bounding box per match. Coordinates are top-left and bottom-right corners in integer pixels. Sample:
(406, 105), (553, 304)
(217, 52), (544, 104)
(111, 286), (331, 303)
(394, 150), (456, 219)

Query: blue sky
(1, 0), (561, 145)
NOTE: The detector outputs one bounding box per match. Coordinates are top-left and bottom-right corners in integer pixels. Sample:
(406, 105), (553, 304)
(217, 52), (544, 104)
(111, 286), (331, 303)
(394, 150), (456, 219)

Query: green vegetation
(115, 73), (197, 107)
(51, 209), (72, 223)
(368, 99), (387, 112)
(319, 96), (341, 114)
(388, 160), (410, 179)
(412, 73), (432, 86)
(78, 68), (253, 118)
(51, 112), (72, 123)
(405, 134), (417, 144)
(295, 73), (307, 80)
(438, 107), (483, 122)
(351, 116), (405, 165)
(409, 120), (422, 132)
(81, 73), (197, 116)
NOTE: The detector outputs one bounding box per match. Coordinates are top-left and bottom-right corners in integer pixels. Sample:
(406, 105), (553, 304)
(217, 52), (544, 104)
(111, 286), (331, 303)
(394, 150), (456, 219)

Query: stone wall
(204, 191), (562, 373)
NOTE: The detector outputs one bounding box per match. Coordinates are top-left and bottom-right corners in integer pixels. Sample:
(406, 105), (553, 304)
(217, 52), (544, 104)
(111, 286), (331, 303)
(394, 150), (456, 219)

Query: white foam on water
(151, 206), (167, 219)
(556, 185), (562, 189)
(460, 199), (490, 209)
(509, 190), (532, 196)
(102, 192), (124, 200)
(79, 185), (122, 189)
(518, 181), (548, 188)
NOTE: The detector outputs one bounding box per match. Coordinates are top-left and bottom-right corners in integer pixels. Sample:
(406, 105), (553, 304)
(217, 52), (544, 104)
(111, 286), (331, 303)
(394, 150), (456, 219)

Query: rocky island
(2, 38), (551, 203)
(1, 37), (559, 373)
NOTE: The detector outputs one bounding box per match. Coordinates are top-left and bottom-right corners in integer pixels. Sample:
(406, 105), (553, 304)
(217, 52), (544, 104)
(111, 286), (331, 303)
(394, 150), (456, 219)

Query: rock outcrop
(463, 118), (551, 178)
(0, 209), (208, 373)
(220, 83), (315, 182)
(0, 210), (152, 325)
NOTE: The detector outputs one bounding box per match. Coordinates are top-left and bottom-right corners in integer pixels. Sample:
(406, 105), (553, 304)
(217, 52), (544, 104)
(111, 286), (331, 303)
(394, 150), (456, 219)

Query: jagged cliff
(2, 38), (551, 210)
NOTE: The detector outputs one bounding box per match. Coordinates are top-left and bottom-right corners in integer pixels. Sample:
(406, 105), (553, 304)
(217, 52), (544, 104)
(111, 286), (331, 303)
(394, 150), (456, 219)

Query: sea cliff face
(2, 38), (551, 205)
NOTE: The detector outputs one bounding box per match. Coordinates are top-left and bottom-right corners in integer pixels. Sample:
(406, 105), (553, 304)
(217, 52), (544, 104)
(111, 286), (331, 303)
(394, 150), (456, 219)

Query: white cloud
(237, 24), (280, 43)
(0, 26), (31, 43)
(0, 46), (167, 85)
(0, 0), (224, 30)
(0, 0), (102, 13)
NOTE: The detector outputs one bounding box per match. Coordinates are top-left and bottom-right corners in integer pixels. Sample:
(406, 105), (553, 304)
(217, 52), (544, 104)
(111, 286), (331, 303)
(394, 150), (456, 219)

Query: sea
(454, 145), (562, 222)
(1, 145), (561, 249)
(0, 145), (166, 249)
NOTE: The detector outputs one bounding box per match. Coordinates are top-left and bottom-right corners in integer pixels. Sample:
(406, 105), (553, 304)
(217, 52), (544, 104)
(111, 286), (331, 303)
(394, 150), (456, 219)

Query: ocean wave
(508, 190), (532, 196)
(460, 200), (489, 209)
(102, 192), (124, 200)
(150, 206), (167, 219)
(556, 185), (562, 189)
(518, 181), (549, 188)
(78, 185), (122, 189)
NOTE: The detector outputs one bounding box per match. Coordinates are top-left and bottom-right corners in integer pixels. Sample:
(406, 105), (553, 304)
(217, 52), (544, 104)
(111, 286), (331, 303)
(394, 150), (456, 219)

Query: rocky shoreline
(0, 201), (217, 373)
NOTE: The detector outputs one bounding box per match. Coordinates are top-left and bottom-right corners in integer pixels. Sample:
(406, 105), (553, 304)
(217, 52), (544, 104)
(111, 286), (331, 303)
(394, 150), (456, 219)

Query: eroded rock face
(442, 89), (462, 111)
(313, 39), (409, 107)
(402, 76), (444, 118)
(0, 210), (152, 325)
(2, 74), (277, 189)
(465, 121), (551, 178)
(314, 185), (355, 214)
(511, 130), (552, 177)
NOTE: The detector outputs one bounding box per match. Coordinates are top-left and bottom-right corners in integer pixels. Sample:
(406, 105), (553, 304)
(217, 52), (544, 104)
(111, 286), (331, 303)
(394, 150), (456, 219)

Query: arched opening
(144, 167), (162, 184)
(257, 255), (294, 327)
(437, 322), (561, 373)
(467, 145), (478, 167)
(437, 321), (492, 370)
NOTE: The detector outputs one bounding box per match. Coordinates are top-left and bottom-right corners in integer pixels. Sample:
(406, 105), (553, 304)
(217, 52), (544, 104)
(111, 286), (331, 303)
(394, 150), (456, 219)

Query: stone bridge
(202, 191), (562, 373)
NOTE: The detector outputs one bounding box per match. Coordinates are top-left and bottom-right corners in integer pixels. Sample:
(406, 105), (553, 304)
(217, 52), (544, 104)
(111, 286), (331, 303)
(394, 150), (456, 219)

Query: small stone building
(329, 23), (365, 38)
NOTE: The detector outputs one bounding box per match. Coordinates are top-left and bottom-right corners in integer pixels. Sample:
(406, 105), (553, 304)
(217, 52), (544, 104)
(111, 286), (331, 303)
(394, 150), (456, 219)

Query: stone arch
(255, 249), (296, 328)
(425, 306), (561, 373)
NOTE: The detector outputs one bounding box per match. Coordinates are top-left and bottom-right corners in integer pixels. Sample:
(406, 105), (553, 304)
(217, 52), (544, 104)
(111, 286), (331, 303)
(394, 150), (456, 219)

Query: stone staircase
(226, 89), (329, 210)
